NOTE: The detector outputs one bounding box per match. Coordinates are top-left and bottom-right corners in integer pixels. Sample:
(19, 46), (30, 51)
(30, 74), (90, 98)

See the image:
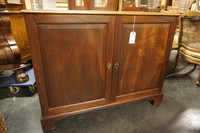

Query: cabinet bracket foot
(41, 117), (56, 131)
(147, 94), (163, 106)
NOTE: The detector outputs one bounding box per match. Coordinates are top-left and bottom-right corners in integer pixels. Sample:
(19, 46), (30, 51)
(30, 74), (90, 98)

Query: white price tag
(129, 31), (136, 44)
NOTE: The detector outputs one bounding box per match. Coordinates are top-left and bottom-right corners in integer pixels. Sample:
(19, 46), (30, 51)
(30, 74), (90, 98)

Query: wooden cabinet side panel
(24, 15), (50, 115)
(157, 17), (178, 91)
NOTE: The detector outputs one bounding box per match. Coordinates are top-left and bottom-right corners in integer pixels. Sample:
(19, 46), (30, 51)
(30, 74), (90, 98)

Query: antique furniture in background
(121, 0), (148, 11)
(0, 0), (6, 9)
(0, 13), (28, 83)
(9, 14), (30, 63)
(3, 0), (31, 62)
(69, 0), (118, 10)
(5, 0), (25, 10)
(120, 0), (161, 11)
(173, 10), (200, 86)
(23, 10), (178, 131)
(172, 28), (179, 49)
(41, 0), (119, 10)
(0, 0), (31, 83)
(0, 14), (21, 71)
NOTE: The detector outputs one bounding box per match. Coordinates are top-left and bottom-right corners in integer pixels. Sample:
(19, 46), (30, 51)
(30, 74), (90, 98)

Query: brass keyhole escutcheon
(114, 62), (119, 70)
(107, 63), (112, 70)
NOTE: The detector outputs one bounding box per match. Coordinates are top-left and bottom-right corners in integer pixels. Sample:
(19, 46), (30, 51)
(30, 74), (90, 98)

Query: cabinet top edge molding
(21, 10), (179, 16)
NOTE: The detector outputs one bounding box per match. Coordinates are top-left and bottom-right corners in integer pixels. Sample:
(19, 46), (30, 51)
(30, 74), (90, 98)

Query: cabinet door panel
(31, 15), (114, 114)
(38, 24), (107, 107)
(113, 16), (175, 101)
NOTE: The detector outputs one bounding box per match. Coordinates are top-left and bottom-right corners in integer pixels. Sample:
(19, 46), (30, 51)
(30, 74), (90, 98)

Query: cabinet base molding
(41, 93), (163, 131)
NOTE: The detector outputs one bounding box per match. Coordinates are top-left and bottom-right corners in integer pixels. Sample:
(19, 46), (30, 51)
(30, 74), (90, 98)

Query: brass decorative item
(114, 62), (119, 70)
(107, 63), (112, 69)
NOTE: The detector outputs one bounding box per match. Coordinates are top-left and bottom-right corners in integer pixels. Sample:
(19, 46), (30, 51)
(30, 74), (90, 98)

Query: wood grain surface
(113, 16), (171, 102)
(24, 12), (178, 131)
(10, 14), (30, 62)
(0, 14), (21, 71)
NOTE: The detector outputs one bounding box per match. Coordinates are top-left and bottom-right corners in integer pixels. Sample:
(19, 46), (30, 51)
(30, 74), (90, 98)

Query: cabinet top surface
(21, 10), (179, 16)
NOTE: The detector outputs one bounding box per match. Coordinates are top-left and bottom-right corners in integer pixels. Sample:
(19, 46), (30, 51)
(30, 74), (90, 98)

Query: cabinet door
(26, 15), (115, 115)
(112, 16), (177, 102)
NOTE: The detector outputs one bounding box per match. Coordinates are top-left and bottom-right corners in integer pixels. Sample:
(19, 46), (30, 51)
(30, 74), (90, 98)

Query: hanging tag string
(129, 15), (137, 44)
(132, 15), (136, 32)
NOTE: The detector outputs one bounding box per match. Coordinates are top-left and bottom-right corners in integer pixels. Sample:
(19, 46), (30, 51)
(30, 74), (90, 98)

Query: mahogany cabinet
(23, 11), (178, 131)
